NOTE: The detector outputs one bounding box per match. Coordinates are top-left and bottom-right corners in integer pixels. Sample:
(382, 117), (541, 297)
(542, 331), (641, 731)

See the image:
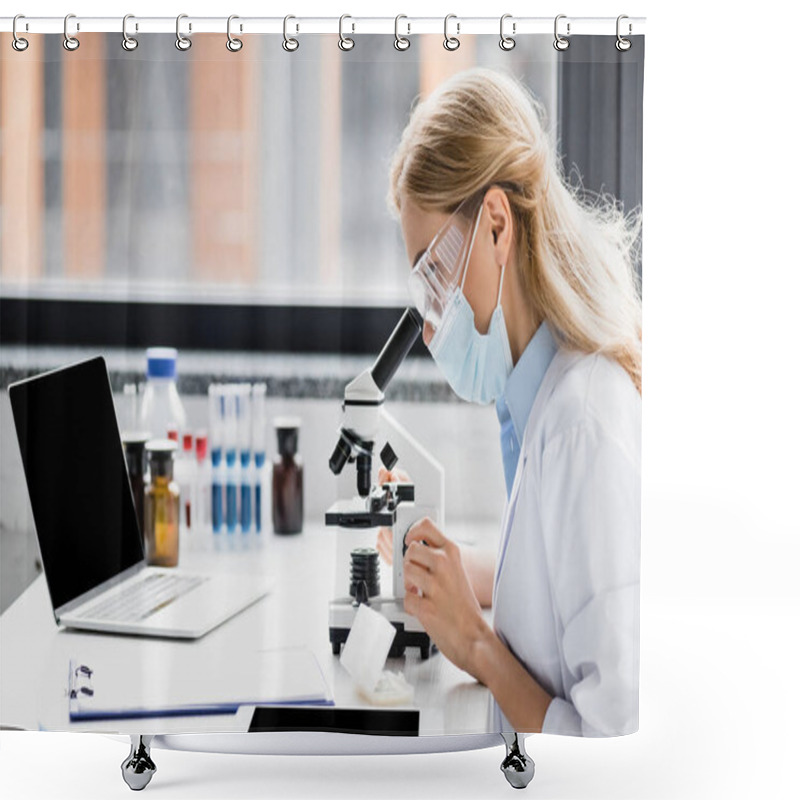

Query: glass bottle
(272, 417), (303, 534)
(122, 433), (149, 547)
(144, 440), (180, 567)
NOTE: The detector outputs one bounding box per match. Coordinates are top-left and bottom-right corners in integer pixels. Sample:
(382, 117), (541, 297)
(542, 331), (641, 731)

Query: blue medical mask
(427, 205), (514, 404)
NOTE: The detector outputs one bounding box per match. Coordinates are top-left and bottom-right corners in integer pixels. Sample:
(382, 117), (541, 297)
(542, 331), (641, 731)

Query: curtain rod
(0, 16), (645, 37)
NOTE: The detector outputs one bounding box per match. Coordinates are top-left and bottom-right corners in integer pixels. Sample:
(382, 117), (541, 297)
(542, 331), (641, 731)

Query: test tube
(194, 430), (211, 536)
(238, 384), (253, 535)
(252, 383), (267, 534)
(209, 384), (225, 534)
(223, 385), (239, 534)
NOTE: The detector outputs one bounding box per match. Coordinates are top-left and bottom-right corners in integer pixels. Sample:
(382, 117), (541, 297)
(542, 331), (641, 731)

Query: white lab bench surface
(0, 521), (500, 739)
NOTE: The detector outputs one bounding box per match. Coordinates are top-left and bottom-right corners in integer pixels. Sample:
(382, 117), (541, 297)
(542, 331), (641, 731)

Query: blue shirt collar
(498, 320), (558, 444)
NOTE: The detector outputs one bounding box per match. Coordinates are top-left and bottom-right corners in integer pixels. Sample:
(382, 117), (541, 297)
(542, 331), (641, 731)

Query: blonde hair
(389, 68), (642, 394)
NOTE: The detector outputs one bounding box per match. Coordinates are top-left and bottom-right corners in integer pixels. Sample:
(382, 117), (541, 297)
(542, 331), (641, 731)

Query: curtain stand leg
(121, 734), (156, 791)
(500, 731), (535, 789)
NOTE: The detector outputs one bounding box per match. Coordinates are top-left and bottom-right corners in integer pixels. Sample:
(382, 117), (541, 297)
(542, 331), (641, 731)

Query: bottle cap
(276, 426), (299, 457)
(273, 416), (301, 430)
(195, 432), (208, 461)
(122, 435), (149, 474)
(167, 425), (179, 442)
(146, 347), (178, 379)
(145, 439), (177, 476)
(182, 432), (194, 452)
(121, 430), (149, 445)
(121, 433), (149, 452)
(145, 439), (177, 459)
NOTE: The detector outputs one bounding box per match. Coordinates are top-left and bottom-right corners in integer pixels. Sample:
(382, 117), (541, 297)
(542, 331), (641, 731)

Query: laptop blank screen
(10, 357), (144, 612)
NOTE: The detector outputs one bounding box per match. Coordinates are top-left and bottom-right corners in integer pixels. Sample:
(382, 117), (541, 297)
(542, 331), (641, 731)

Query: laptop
(9, 356), (270, 639)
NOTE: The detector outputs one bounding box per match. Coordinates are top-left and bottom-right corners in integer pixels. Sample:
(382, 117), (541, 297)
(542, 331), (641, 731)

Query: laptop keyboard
(77, 572), (209, 623)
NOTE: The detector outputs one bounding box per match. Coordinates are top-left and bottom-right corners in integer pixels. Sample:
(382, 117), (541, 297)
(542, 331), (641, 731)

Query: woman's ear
(484, 186), (513, 266)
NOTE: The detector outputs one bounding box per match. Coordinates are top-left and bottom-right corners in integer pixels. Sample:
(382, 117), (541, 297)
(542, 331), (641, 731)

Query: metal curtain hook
(175, 14), (192, 51)
(122, 14), (138, 51)
(63, 13), (80, 51)
(616, 15), (632, 51)
(283, 15), (299, 52)
(553, 15), (570, 51)
(394, 15), (410, 51)
(227, 15), (243, 52)
(499, 14), (515, 51)
(443, 14), (460, 51)
(12, 14), (29, 52)
(339, 14), (355, 51)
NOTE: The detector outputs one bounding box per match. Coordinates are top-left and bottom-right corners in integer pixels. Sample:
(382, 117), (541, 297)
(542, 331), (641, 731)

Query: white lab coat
(491, 346), (641, 737)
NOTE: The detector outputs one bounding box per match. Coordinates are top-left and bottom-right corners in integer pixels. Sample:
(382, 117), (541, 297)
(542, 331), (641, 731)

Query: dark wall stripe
(0, 298), (429, 358)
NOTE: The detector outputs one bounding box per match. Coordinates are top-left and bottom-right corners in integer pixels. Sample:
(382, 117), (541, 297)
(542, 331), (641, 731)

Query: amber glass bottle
(144, 440), (180, 566)
(272, 418), (303, 534)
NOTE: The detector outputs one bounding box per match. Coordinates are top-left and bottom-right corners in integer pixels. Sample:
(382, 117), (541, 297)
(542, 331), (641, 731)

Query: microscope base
(329, 598), (434, 660)
(330, 623), (434, 660)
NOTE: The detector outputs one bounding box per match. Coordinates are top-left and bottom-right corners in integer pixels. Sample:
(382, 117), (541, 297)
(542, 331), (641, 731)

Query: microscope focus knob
(380, 443), (398, 471)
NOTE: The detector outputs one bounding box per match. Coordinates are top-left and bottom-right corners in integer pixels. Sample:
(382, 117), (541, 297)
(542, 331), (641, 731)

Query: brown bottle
(272, 418), (303, 534)
(122, 433), (149, 548)
(144, 440), (180, 566)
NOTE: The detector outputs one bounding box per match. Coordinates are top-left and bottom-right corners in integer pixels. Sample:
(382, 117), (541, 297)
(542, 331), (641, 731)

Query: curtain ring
(338, 14), (355, 51)
(63, 13), (80, 51)
(499, 14), (515, 51)
(175, 14), (192, 51)
(283, 15), (299, 52)
(121, 14), (138, 51)
(443, 14), (460, 51)
(616, 15), (632, 52)
(394, 15), (410, 51)
(553, 14), (570, 51)
(12, 14), (29, 52)
(227, 15), (243, 52)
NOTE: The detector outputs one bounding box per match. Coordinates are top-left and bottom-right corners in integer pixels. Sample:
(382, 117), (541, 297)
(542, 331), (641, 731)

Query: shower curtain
(0, 20), (644, 744)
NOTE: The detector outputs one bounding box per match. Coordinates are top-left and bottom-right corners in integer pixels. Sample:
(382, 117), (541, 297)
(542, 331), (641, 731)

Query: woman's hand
(403, 517), (492, 678)
(375, 466), (410, 565)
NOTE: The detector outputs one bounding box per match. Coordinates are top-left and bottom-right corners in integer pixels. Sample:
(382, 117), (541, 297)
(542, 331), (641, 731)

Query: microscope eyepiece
(370, 307), (422, 393)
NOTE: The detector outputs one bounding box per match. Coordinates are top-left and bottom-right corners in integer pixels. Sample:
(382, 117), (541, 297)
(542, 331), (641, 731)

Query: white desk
(0, 523), (498, 738)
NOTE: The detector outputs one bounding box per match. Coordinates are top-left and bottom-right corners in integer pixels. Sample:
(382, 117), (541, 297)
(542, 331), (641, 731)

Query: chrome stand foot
(500, 732), (535, 789)
(121, 735), (156, 791)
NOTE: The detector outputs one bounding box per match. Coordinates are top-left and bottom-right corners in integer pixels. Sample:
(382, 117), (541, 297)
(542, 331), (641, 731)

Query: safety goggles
(407, 195), (484, 335)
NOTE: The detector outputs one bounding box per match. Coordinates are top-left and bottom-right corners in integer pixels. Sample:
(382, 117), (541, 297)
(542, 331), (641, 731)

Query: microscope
(326, 308), (445, 660)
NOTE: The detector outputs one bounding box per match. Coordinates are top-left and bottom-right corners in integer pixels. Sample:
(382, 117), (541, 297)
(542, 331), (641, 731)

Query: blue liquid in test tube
(211, 448), (224, 533)
(240, 450), (252, 534)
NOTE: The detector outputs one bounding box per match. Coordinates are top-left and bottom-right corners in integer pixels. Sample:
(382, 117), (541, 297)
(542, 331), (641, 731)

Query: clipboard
(67, 647), (333, 721)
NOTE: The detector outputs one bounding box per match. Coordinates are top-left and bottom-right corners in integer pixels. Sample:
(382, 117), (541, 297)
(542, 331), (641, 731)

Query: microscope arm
(379, 408), (444, 530)
(379, 407), (445, 601)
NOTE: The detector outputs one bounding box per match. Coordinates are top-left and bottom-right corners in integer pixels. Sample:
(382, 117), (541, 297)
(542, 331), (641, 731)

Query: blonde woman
(377, 67), (641, 737)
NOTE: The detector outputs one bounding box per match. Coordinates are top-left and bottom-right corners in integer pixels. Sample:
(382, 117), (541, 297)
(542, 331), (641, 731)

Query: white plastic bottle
(139, 347), (187, 440)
